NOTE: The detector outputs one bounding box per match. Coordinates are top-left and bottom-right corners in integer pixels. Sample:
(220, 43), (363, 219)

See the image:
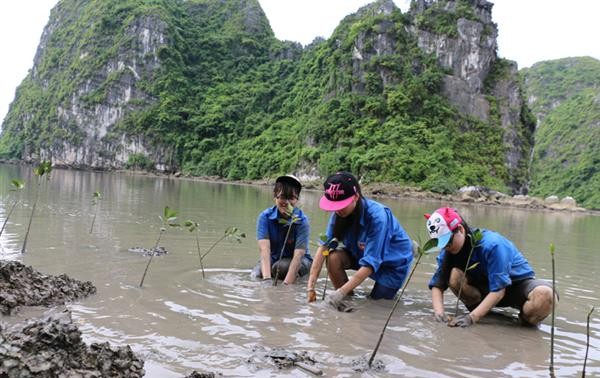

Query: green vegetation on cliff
(2, 0), (531, 197)
(522, 57), (600, 209)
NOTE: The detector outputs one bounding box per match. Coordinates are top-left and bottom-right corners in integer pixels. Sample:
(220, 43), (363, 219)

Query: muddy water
(0, 164), (598, 377)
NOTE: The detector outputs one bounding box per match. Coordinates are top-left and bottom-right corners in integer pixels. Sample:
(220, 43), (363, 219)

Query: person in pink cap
(306, 172), (414, 309)
(425, 207), (557, 327)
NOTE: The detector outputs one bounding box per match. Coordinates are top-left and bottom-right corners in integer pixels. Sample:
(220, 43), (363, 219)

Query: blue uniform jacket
(324, 197), (413, 289)
(429, 229), (534, 292)
(256, 206), (311, 265)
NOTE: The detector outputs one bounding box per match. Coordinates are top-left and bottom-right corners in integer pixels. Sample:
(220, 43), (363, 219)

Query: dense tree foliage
(1, 0), (533, 197)
(522, 57), (600, 209)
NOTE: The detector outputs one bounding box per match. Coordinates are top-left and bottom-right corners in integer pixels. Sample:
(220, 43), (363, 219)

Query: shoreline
(3, 160), (598, 216)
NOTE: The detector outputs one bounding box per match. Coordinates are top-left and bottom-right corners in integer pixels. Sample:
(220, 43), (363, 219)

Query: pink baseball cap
(319, 172), (359, 211)
(424, 207), (463, 248)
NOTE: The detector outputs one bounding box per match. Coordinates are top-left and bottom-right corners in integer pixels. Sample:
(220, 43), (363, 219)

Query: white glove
(325, 289), (346, 309)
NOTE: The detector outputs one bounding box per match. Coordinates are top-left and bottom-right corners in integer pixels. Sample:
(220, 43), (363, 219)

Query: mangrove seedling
(550, 242), (556, 377)
(139, 206), (180, 287)
(368, 237), (438, 367)
(184, 223), (245, 279)
(0, 179), (25, 238)
(583, 306), (594, 378)
(21, 161), (52, 254)
(89, 191), (102, 234)
(320, 233), (339, 300)
(452, 229), (483, 318)
(273, 203), (300, 286)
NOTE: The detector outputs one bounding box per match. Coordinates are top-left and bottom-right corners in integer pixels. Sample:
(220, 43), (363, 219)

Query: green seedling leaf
(184, 220), (198, 232)
(467, 262), (479, 271)
(549, 242), (555, 256)
(423, 238), (439, 254)
(473, 229), (483, 243)
(10, 179), (25, 190)
(319, 233), (329, 243)
(33, 160), (52, 177)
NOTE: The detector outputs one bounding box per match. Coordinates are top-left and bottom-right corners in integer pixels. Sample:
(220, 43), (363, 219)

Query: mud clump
(0, 260), (97, 315)
(0, 310), (145, 377)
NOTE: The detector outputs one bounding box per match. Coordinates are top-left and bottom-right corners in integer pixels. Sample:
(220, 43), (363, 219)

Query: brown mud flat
(0, 260), (223, 377)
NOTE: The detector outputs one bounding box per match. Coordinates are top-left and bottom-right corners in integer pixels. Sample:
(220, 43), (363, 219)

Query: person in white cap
(252, 175), (312, 284)
(425, 207), (557, 327)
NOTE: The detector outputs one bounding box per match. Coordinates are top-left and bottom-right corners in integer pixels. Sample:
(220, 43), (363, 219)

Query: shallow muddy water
(0, 164), (599, 377)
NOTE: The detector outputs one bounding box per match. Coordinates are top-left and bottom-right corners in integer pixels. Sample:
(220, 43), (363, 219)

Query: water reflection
(0, 164), (598, 377)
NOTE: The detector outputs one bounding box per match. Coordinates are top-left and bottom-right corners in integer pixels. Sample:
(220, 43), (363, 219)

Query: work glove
(307, 289), (317, 303)
(448, 314), (473, 327)
(434, 312), (448, 323)
(261, 278), (273, 287)
(323, 289), (354, 312)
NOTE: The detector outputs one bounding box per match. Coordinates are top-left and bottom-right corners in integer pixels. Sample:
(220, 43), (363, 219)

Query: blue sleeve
(256, 212), (269, 240)
(358, 208), (387, 272)
(294, 216), (310, 250)
(486, 243), (512, 292)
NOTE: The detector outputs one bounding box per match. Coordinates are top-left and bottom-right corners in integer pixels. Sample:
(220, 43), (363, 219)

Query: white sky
(1, 0), (599, 124)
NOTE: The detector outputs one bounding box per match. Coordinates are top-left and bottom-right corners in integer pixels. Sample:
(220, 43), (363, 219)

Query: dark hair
(332, 181), (363, 240)
(273, 181), (299, 199)
(439, 219), (473, 285)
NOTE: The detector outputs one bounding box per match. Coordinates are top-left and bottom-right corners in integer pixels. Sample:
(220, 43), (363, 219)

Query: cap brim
(319, 195), (355, 212)
(436, 232), (452, 249)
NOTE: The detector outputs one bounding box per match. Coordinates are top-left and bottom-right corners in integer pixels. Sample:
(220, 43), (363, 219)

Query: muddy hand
(434, 312), (448, 323)
(324, 289), (346, 310)
(448, 314), (473, 327)
(307, 289), (317, 302)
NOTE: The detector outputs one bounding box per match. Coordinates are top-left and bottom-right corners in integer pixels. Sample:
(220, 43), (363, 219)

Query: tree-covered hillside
(1, 0), (533, 197)
(522, 57), (600, 209)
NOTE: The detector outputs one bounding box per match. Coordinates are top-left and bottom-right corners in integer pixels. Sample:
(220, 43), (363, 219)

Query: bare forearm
(432, 287), (445, 314)
(470, 289), (505, 322)
(339, 266), (373, 295)
(307, 246), (326, 290)
(284, 250), (304, 284)
(258, 240), (271, 278)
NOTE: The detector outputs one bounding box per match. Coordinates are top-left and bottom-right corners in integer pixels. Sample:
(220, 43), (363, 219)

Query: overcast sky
(1, 0), (599, 124)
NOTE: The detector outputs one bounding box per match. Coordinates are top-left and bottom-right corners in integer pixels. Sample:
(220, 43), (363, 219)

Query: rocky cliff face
(407, 0), (532, 193)
(46, 14), (168, 169)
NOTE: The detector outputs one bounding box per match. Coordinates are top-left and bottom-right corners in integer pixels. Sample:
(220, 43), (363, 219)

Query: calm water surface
(0, 164), (598, 377)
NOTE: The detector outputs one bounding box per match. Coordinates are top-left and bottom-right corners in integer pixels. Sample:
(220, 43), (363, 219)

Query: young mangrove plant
(452, 229), (483, 319)
(183, 221), (245, 279)
(368, 237), (438, 367)
(0, 179), (25, 238)
(550, 242), (556, 377)
(273, 203), (300, 286)
(319, 233), (339, 300)
(21, 161), (52, 254)
(583, 306), (594, 378)
(89, 191), (102, 234)
(139, 206), (180, 288)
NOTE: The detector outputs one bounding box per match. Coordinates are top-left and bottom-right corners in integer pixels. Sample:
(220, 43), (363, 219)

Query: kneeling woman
(307, 172), (413, 307)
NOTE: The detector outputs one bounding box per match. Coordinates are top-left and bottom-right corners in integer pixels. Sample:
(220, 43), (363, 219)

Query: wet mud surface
(0, 260), (96, 315)
(0, 310), (145, 377)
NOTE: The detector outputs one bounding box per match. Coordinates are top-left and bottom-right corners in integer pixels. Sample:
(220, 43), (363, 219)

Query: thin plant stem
(0, 200), (19, 237)
(195, 231), (205, 279)
(200, 234), (228, 260)
(273, 220), (294, 286)
(21, 183), (40, 254)
(454, 234), (474, 317)
(89, 206), (98, 234)
(550, 243), (556, 377)
(321, 255), (329, 300)
(582, 307), (594, 378)
(139, 229), (164, 287)
(368, 252), (423, 367)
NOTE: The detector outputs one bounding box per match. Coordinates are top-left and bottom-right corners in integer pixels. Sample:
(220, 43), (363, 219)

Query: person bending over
(307, 172), (413, 308)
(426, 207), (557, 327)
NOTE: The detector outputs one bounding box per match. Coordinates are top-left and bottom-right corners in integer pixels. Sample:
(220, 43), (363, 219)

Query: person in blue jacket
(307, 172), (414, 308)
(251, 175), (312, 284)
(425, 207), (557, 327)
